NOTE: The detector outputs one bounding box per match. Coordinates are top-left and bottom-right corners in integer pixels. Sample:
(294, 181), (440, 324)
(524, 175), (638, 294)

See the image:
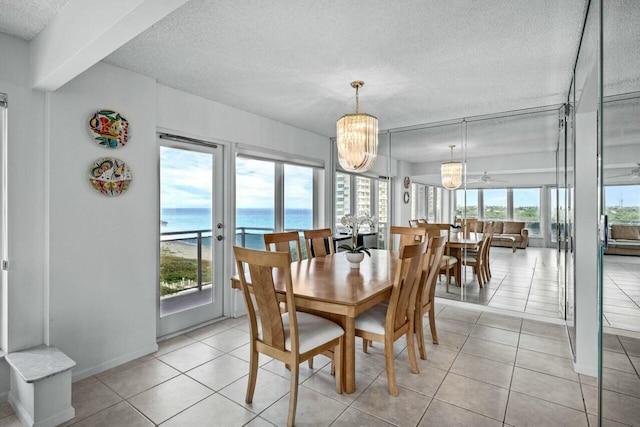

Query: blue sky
(160, 147), (213, 209)
(162, 146), (639, 210)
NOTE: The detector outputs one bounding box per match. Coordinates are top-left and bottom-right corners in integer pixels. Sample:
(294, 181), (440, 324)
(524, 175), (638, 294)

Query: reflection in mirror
(600, 1), (640, 425)
(386, 109), (563, 313)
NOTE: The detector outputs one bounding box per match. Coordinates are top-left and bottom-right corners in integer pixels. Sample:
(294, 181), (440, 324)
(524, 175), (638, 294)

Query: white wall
(0, 34), (46, 353)
(47, 62), (158, 379)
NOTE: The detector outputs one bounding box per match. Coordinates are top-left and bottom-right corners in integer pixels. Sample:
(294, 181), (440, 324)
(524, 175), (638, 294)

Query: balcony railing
(160, 229), (212, 295)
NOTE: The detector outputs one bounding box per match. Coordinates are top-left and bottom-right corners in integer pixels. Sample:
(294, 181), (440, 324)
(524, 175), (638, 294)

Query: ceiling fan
(467, 171), (506, 184)
(606, 163), (640, 180)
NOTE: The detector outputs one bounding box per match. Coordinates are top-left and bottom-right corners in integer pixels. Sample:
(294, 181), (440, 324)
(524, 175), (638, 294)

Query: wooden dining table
(230, 249), (397, 394)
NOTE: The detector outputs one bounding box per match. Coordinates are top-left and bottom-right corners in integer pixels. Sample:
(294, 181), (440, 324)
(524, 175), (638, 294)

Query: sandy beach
(161, 241), (206, 259)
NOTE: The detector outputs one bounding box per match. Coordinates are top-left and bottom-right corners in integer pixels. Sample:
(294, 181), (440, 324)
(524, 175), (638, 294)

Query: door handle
(216, 235), (225, 241)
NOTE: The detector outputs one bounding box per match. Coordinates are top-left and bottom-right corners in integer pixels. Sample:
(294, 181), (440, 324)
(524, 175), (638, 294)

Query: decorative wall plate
(403, 191), (410, 204)
(89, 110), (129, 148)
(88, 157), (132, 196)
(403, 176), (411, 188)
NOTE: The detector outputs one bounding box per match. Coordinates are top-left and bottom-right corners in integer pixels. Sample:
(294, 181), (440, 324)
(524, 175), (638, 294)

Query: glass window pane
(378, 180), (388, 249)
(605, 185), (640, 225)
(235, 157), (275, 249)
(455, 189), (479, 218)
(513, 188), (541, 235)
(356, 176), (371, 215)
(335, 172), (351, 219)
(483, 189), (507, 220)
(427, 186), (435, 222)
(284, 164), (313, 231)
(411, 183), (426, 220)
(436, 187), (442, 222)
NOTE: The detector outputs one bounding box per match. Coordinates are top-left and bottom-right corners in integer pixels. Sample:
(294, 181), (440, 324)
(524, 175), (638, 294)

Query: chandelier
(336, 81), (378, 172)
(441, 145), (462, 190)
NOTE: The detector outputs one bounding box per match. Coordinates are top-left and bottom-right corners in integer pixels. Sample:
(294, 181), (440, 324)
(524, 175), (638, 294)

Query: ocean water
(161, 208), (312, 249)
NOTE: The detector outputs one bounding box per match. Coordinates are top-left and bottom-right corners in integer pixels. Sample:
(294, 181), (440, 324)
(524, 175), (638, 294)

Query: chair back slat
(303, 228), (334, 258)
(387, 242), (427, 330)
(390, 226), (426, 251)
(420, 235), (447, 307)
(264, 231), (303, 262)
(234, 246), (293, 351)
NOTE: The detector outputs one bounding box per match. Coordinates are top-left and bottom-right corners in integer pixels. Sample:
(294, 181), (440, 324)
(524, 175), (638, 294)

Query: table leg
(343, 316), (356, 393)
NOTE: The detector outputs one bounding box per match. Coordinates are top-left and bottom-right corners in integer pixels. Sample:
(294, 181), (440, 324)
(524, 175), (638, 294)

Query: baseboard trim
(573, 361), (598, 377)
(71, 342), (158, 382)
(9, 391), (34, 427)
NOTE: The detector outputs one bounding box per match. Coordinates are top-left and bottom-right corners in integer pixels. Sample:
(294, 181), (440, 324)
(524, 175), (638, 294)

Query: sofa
(474, 220), (529, 249)
(604, 225), (640, 256)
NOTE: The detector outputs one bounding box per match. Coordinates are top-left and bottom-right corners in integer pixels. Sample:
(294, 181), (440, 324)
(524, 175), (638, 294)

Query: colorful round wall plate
(88, 110), (129, 148)
(88, 157), (132, 196)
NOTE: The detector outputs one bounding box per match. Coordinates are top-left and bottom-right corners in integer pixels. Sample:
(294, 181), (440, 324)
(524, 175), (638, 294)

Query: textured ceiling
(1, 0), (637, 172)
(102, 0), (587, 137)
(0, 0), (70, 40)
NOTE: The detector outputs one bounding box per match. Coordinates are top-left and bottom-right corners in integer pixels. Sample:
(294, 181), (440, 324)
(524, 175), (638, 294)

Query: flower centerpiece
(339, 212), (376, 268)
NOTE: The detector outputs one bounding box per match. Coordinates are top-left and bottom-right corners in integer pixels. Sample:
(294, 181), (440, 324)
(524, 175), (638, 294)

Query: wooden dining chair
(462, 225), (493, 287)
(417, 219), (428, 225)
(408, 219), (419, 227)
(423, 223), (459, 292)
(303, 228), (334, 258)
(233, 246), (344, 427)
(264, 231), (303, 261)
(390, 226), (426, 251)
(415, 235), (447, 357)
(355, 242), (427, 396)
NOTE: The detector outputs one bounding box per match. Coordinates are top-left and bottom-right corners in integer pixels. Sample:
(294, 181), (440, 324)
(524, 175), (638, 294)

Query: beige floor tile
(597, 388), (640, 426)
(0, 403), (13, 419)
(158, 341), (224, 372)
(510, 367), (584, 411)
(460, 337), (517, 365)
(187, 354), (250, 391)
(97, 358), (180, 398)
(72, 401), (152, 427)
(128, 375), (213, 424)
(435, 318), (475, 336)
(201, 328), (250, 352)
(261, 356), (328, 383)
(435, 373), (508, 421)
(619, 336), (640, 356)
(331, 407), (394, 427)
(470, 324), (519, 347)
(185, 320), (234, 341)
(61, 376), (123, 426)
(582, 384), (598, 415)
(438, 307), (481, 323)
(420, 326), (468, 351)
(161, 394), (256, 427)
(518, 334), (571, 359)
(261, 386), (347, 427)
(155, 335), (197, 356)
(450, 352), (514, 388)
(244, 416), (276, 427)
(219, 368), (292, 414)
(419, 399), (502, 427)
(521, 319), (567, 341)
(505, 391), (588, 427)
(601, 367), (640, 397)
(352, 378), (431, 427)
(602, 333), (625, 353)
(228, 343), (273, 366)
(397, 344), (458, 372)
(603, 350), (636, 373)
(0, 415), (23, 427)
(587, 414), (630, 427)
(302, 364), (375, 405)
(524, 307), (560, 318)
(476, 312), (522, 332)
(354, 348), (388, 378)
(389, 363), (447, 397)
(515, 348), (579, 382)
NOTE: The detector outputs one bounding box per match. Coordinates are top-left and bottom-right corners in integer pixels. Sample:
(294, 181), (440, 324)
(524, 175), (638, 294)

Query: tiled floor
(4, 306), (635, 427)
(436, 247), (562, 318)
(603, 254), (640, 332)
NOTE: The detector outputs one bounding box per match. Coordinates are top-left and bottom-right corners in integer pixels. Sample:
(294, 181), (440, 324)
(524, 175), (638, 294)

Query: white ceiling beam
(30, 0), (190, 91)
